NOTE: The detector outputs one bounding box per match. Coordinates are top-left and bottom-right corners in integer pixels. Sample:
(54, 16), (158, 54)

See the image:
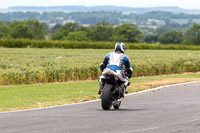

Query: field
(1, 48), (200, 85)
(1, 48), (200, 111)
(1, 73), (200, 112)
(171, 19), (200, 24)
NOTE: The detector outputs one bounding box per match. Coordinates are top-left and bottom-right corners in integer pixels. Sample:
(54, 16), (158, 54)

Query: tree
(51, 22), (80, 40)
(51, 24), (62, 33)
(144, 35), (158, 43)
(66, 31), (89, 41)
(113, 24), (143, 42)
(10, 22), (33, 39)
(51, 31), (67, 40)
(10, 20), (47, 40)
(0, 21), (10, 38)
(154, 25), (170, 36)
(169, 23), (181, 29)
(183, 24), (200, 45)
(89, 21), (113, 41)
(61, 22), (80, 32)
(25, 20), (47, 40)
(158, 30), (184, 44)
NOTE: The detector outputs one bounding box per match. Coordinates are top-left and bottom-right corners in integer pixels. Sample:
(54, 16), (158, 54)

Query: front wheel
(101, 84), (113, 110)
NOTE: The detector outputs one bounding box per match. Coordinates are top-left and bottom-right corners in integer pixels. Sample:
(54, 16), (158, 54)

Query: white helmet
(115, 42), (126, 53)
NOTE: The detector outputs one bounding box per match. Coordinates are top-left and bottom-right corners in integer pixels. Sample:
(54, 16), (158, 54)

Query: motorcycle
(100, 69), (128, 110)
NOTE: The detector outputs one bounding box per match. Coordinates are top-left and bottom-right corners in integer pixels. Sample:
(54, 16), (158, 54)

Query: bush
(1, 38), (200, 50)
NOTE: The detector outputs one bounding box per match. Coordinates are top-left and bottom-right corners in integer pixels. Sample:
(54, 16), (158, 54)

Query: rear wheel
(101, 84), (113, 110)
(113, 101), (121, 109)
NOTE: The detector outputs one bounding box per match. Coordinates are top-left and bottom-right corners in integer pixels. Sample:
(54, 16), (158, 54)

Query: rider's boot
(98, 82), (104, 95)
(124, 81), (130, 94)
(125, 89), (128, 94)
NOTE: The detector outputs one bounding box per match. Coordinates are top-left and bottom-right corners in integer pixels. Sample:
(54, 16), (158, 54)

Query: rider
(98, 42), (133, 94)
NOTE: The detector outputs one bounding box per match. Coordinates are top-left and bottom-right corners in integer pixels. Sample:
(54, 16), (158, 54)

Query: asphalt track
(0, 81), (200, 133)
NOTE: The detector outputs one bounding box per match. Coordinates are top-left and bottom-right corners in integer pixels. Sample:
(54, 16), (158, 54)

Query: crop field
(1, 48), (200, 85)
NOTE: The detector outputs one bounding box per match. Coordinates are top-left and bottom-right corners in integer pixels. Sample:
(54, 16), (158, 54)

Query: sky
(0, 0), (200, 9)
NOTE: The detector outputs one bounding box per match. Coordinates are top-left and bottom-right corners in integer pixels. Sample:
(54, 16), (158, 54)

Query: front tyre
(101, 84), (112, 110)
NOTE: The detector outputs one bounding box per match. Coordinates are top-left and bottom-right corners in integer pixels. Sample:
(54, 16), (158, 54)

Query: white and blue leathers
(100, 51), (133, 86)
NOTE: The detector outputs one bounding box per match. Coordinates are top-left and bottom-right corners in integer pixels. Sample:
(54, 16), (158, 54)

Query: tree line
(0, 20), (143, 43)
(1, 11), (200, 25)
(0, 20), (47, 40)
(144, 24), (200, 45)
(1, 20), (200, 45)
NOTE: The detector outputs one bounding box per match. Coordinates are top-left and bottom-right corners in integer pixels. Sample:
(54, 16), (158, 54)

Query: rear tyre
(113, 101), (121, 109)
(101, 84), (112, 110)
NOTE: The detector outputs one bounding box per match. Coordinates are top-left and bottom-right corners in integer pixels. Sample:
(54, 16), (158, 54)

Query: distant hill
(8, 6), (200, 14)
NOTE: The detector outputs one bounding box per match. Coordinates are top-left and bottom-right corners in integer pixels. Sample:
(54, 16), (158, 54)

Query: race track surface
(1, 82), (200, 133)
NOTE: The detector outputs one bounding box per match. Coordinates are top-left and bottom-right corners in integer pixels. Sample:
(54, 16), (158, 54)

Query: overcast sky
(0, 0), (200, 9)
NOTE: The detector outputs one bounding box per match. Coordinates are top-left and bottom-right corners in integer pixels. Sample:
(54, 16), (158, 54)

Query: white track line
(1, 81), (200, 114)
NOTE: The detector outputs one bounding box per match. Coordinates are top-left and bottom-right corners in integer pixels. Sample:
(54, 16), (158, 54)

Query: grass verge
(0, 72), (200, 112)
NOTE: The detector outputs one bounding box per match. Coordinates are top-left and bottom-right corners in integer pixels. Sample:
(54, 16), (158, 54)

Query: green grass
(132, 72), (200, 83)
(0, 81), (98, 108)
(171, 19), (200, 24)
(0, 72), (200, 112)
(171, 19), (188, 24)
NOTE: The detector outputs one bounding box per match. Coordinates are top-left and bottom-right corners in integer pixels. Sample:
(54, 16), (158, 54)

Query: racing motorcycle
(100, 69), (128, 110)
